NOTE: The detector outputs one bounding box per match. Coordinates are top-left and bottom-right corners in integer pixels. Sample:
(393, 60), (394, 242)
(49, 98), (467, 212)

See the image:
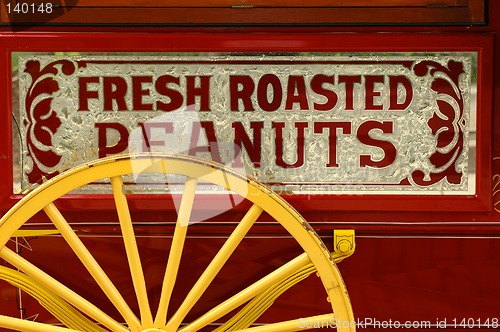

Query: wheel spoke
(237, 313), (338, 332)
(179, 252), (311, 332)
(166, 204), (263, 330)
(0, 265), (107, 332)
(111, 176), (153, 328)
(0, 315), (80, 332)
(154, 177), (198, 327)
(0, 247), (127, 332)
(43, 202), (141, 331)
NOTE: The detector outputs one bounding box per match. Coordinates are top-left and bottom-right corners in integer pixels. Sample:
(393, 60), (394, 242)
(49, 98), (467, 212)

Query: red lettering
(389, 75), (413, 110)
(132, 76), (153, 111)
(189, 122), (221, 163)
(338, 75), (361, 111)
(155, 75), (184, 112)
(273, 122), (308, 168)
(95, 122), (129, 158)
(285, 76), (309, 110)
(311, 74), (338, 111)
(313, 122), (352, 167)
(357, 120), (397, 168)
(186, 76), (211, 111)
(232, 122), (263, 167)
(258, 74), (282, 112)
(103, 77), (128, 111)
(365, 76), (384, 110)
(138, 122), (174, 152)
(78, 77), (99, 111)
(230, 75), (255, 111)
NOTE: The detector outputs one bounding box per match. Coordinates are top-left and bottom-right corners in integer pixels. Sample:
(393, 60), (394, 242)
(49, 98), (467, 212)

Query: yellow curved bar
(0, 266), (106, 332)
(0, 315), (80, 332)
(0, 247), (128, 332)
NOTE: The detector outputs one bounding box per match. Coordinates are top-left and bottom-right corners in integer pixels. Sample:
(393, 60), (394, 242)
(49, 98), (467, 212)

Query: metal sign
(15, 53), (477, 194)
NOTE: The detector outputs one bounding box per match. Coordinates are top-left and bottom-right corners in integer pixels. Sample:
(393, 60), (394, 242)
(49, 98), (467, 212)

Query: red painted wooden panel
(0, 0), (485, 25)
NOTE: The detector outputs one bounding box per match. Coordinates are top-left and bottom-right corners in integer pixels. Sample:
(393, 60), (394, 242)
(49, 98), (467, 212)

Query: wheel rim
(0, 153), (355, 332)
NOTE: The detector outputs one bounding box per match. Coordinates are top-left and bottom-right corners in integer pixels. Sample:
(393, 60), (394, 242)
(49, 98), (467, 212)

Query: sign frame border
(0, 32), (494, 213)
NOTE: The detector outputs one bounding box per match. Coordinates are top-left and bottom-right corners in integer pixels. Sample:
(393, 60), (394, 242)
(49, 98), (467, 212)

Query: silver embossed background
(14, 53), (477, 194)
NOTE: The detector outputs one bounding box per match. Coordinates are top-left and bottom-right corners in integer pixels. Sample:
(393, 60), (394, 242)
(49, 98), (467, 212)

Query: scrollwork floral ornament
(23, 59), (76, 184)
(401, 60), (466, 188)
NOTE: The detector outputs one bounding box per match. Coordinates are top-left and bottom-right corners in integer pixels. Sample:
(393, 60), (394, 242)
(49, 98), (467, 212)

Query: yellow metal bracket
(332, 229), (355, 262)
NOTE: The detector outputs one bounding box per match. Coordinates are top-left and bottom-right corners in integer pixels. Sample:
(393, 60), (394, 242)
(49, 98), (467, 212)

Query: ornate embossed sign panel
(15, 53), (477, 193)
(1, 33), (493, 212)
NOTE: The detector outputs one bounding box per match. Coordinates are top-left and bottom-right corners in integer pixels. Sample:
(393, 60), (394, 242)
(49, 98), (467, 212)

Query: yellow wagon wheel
(0, 153), (355, 332)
